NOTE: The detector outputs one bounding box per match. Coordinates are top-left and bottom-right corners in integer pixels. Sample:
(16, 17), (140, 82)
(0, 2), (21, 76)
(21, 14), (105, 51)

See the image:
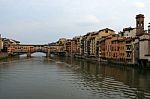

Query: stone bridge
(7, 44), (65, 57)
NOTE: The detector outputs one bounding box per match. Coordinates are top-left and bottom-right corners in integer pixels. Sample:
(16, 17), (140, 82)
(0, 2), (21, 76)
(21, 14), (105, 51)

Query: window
(141, 21), (144, 26)
(137, 21), (139, 26)
(106, 30), (108, 33)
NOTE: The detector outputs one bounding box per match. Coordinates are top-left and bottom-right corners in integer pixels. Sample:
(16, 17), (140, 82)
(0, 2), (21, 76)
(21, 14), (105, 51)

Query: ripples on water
(53, 57), (150, 99)
(0, 54), (150, 99)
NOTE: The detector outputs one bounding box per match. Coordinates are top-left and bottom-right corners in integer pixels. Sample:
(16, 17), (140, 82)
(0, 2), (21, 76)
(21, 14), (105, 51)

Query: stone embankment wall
(0, 52), (8, 60)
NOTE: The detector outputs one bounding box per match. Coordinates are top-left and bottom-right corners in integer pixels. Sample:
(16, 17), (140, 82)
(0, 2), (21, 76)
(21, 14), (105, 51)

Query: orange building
(111, 35), (126, 62)
(98, 34), (126, 63)
(118, 38), (126, 62)
(104, 35), (113, 60)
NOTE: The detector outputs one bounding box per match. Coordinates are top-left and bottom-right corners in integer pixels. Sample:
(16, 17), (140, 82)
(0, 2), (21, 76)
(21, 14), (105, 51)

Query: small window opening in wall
(106, 30), (108, 33)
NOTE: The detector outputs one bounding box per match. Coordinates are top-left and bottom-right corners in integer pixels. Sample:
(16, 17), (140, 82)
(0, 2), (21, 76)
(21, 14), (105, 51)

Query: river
(0, 53), (150, 99)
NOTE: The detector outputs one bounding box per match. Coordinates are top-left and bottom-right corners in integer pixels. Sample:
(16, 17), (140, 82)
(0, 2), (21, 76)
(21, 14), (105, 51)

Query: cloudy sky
(0, 0), (150, 44)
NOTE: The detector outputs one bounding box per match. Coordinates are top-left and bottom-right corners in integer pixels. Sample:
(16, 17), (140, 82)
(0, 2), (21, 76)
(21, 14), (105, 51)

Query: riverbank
(0, 52), (8, 60)
(66, 54), (150, 69)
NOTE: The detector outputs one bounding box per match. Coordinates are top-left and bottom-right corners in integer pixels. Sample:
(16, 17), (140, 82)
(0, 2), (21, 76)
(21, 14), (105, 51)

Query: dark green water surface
(0, 53), (150, 99)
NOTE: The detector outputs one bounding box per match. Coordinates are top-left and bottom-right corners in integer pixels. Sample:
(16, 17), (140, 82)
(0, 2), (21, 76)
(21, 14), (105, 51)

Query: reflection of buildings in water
(54, 57), (150, 98)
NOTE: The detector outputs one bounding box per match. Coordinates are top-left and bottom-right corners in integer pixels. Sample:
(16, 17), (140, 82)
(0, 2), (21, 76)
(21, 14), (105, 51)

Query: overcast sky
(0, 0), (150, 44)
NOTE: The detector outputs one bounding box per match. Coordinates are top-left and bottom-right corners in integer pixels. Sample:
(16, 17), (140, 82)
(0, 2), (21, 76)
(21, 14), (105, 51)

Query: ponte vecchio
(7, 44), (65, 57)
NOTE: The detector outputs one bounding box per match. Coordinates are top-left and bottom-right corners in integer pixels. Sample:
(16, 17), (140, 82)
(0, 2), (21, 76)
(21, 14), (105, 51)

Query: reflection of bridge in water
(8, 44), (65, 57)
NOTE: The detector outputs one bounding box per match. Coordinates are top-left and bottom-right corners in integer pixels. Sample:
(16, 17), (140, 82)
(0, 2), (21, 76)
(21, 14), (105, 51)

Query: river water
(0, 53), (150, 99)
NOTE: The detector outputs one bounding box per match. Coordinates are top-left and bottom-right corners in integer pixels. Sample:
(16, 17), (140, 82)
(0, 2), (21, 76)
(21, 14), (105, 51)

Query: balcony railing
(126, 56), (132, 59)
(126, 43), (132, 46)
(126, 49), (132, 52)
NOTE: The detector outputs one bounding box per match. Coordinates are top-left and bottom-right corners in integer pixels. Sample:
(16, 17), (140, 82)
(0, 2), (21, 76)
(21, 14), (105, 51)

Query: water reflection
(52, 56), (150, 99)
(19, 52), (45, 57)
(0, 55), (150, 99)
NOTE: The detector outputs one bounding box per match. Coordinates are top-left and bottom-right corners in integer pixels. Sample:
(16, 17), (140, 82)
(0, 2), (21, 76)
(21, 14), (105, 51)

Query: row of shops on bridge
(0, 34), (65, 57)
(0, 34), (20, 58)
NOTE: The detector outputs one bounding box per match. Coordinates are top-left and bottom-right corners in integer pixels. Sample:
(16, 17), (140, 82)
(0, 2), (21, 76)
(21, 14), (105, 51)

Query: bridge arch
(8, 44), (51, 57)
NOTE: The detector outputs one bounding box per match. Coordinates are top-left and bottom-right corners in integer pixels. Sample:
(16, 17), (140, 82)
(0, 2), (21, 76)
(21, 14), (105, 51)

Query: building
(83, 28), (115, 58)
(96, 28), (115, 57)
(49, 43), (64, 53)
(117, 14), (147, 65)
(117, 37), (126, 63)
(82, 33), (91, 57)
(79, 36), (84, 56)
(98, 34), (115, 61)
(104, 35), (112, 60)
(70, 38), (77, 56)
(57, 38), (66, 46)
(119, 27), (136, 38)
(2, 38), (20, 52)
(139, 24), (150, 65)
(148, 23), (150, 33)
(139, 34), (150, 61)
(125, 37), (135, 64)
(0, 34), (3, 51)
(98, 37), (106, 60)
(107, 35), (126, 63)
(89, 32), (97, 57)
(53, 14), (150, 67)
(72, 36), (82, 56)
(119, 29), (138, 64)
(98, 34), (126, 63)
(65, 39), (72, 56)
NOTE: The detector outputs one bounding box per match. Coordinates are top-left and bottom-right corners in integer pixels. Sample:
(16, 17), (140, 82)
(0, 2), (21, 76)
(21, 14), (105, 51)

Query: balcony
(126, 53), (132, 59)
(126, 43), (132, 46)
(126, 56), (132, 59)
(126, 46), (132, 52)
(126, 49), (132, 52)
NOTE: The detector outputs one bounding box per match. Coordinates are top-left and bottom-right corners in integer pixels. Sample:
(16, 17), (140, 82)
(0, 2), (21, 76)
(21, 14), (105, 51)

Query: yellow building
(89, 28), (115, 57)
(58, 38), (66, 46)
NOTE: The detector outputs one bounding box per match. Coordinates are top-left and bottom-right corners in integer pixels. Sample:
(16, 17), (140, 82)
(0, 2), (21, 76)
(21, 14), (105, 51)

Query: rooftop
(136, 14), (144, 19)
(123, 27), (135, 31)
(98, 28), (115, 32)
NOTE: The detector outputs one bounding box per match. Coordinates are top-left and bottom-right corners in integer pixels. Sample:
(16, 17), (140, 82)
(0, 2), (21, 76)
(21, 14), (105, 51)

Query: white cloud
(121, 0), (126, 2)
(135, 2), (145, 8)
(77, 15), (100, 26)
(86, 15), (100, 24)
